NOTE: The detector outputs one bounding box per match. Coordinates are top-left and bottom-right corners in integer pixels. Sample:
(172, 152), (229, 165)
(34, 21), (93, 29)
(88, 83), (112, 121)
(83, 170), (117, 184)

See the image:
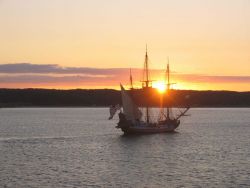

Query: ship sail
(114, 48), (190, 134)
(120, 84), (142, 123)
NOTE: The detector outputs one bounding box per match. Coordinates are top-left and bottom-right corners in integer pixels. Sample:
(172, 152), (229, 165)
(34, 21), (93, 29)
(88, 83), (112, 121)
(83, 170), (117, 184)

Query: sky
(0, 0), (249, 91)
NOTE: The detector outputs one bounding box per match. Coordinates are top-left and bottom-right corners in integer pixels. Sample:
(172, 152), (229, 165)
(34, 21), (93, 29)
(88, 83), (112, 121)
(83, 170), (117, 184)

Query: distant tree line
(0, 88), (249, 107)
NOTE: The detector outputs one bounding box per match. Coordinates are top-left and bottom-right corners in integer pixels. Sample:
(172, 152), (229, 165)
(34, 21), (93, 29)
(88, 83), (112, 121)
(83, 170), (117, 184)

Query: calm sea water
(0, 108), (249, 188)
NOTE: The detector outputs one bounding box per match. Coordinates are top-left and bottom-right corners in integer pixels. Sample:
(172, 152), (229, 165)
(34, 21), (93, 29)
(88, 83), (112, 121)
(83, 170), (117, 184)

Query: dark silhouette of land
(0, 88), (249, 107)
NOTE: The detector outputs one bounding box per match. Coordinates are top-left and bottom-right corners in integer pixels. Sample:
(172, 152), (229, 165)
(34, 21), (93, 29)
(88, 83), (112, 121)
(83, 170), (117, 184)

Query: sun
(153, 81), (166, 93)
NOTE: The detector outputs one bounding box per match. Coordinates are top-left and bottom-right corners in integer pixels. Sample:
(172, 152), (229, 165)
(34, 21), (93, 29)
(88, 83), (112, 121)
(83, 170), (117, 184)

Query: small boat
(109, 48), (190, 134)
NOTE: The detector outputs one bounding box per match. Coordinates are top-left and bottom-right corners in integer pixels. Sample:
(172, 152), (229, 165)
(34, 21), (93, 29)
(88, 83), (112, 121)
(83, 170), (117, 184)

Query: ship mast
(130, 68), (133, 89)
(166, 58), (170, 119)
(145, 45), (149, 88)
(144, 45), (150, 123)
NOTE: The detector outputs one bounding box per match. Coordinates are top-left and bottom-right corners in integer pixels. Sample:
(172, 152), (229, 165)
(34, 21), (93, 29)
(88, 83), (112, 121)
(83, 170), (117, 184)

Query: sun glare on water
(153, 81), (166, 93)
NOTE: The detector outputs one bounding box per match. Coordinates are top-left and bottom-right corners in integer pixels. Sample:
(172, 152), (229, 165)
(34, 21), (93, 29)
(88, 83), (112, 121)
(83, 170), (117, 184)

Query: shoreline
(1, 106), (250, 108)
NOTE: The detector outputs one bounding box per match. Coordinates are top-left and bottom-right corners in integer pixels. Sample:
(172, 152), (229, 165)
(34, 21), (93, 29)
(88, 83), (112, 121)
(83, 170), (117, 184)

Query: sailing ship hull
(122, 125), (179, 134)
(117, 118), (180, 134)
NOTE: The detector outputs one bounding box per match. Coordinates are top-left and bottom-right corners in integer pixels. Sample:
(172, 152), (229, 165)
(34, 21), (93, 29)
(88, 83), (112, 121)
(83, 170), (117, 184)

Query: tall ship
(109, 48), (190, 134)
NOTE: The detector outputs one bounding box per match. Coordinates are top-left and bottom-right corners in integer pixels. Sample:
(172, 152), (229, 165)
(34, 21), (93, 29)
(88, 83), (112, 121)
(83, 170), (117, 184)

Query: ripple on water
(0, 108), (250, 187)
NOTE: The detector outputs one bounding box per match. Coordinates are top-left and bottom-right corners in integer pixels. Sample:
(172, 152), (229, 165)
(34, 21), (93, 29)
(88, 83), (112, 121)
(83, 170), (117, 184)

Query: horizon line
(0, 87), (249, 93)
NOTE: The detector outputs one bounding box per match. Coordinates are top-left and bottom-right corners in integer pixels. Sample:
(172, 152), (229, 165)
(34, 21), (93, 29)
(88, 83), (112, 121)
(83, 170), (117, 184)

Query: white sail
(120, 84), (142, 123)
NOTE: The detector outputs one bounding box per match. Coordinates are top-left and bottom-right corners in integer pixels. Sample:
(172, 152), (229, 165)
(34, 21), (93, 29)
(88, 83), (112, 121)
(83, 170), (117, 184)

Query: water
(0, 108), (249, 187)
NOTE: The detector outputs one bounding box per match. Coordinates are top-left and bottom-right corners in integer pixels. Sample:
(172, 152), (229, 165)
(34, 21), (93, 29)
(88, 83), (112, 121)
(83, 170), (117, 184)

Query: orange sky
(0, 0), (249, 91)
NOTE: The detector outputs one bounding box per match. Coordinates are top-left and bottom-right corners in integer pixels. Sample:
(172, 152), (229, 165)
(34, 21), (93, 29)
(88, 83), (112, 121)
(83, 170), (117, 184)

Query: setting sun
(153, 81), (166, 93)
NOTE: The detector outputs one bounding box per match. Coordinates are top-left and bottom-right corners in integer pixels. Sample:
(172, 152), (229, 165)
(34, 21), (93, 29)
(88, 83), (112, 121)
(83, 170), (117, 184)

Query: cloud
(0, 63), (249, 89)
(0, 63), (60, 74)
(0, 74), (120, 84)
(0, 63), (136, 75)
(172, 74), (250, 83)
